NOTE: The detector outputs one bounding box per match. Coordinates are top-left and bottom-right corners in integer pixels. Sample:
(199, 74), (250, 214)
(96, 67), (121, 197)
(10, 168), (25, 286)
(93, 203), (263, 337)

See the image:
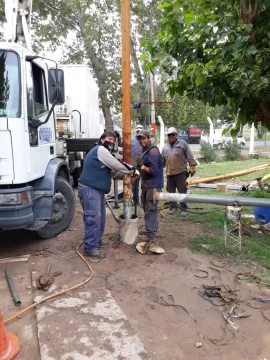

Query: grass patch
(195, 158), (270, 183)
(163, 201), (270, 268)
(161, 157), (270, 268)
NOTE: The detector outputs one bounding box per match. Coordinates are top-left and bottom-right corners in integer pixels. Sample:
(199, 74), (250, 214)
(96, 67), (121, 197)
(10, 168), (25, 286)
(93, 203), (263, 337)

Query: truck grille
(0, 131), (14, 182)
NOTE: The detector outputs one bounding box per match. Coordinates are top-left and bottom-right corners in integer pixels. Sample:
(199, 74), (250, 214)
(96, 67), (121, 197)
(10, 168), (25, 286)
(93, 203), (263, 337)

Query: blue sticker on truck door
(39, 127), (52, 143)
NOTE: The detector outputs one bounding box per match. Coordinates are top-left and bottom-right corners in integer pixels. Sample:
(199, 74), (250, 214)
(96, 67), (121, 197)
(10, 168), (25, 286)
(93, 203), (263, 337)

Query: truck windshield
(0, 51), (20, 117)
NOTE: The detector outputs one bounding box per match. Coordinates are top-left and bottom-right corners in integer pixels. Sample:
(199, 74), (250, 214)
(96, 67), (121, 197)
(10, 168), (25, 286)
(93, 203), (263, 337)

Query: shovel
(136, 240), (165, 255)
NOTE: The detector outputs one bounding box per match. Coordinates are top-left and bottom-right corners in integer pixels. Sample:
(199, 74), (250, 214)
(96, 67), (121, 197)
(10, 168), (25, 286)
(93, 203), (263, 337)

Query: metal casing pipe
(189, 183), (256, 192)
(154, 190), (270, 208)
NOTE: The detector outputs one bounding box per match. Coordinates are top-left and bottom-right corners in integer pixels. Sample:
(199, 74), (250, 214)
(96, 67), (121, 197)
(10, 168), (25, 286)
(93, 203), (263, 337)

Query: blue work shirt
(140, 143), (164, 189)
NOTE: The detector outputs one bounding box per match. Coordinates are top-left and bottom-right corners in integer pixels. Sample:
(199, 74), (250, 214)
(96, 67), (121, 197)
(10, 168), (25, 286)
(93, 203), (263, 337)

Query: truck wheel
(36, 176), (75, 239)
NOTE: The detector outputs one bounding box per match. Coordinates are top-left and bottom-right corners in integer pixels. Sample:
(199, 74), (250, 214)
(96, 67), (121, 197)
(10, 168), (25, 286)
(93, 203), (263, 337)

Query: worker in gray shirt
(162, 127), (197, 215)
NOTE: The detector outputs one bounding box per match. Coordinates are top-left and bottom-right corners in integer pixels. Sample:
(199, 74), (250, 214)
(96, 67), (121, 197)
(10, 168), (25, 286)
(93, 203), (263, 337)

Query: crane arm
(4, 0), (32, 50)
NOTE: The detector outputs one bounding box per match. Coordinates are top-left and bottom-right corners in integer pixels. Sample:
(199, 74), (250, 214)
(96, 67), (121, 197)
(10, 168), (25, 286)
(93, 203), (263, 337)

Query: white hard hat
(135, 124), (144, 131)
(166, 127), (178, 135)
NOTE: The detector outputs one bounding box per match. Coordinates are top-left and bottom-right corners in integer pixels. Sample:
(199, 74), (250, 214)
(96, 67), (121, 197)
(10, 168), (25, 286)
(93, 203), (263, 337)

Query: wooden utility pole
(121, 0), (131, 164)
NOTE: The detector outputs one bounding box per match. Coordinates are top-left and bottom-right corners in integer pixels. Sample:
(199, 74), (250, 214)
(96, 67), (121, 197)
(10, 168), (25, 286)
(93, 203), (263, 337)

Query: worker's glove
(132, 169), (140, 178)
(189, 165), (196, 177)
(136, 157), (144, 169)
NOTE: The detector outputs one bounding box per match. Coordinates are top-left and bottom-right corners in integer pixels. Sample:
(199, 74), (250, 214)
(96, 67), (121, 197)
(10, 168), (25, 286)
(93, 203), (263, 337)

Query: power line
(36, 0), (80, 31)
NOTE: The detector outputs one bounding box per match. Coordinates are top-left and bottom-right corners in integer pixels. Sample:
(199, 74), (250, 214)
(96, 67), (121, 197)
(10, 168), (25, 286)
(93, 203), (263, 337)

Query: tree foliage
(32, 0), (122, 130)
(0, 0), (5, 40)
(144, 0), (270, 129)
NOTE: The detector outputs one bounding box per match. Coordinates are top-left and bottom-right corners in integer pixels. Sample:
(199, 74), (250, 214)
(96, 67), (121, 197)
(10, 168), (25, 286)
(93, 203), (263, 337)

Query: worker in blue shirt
(136, 130), (164, 242)
(78, 131), (139, 259)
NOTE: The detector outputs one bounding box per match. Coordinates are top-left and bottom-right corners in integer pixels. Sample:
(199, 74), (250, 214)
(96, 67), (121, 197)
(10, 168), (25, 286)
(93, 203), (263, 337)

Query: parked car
(178, 130), (188, 143)
(223, 133), (246, 148)
(178, 128), (202, 144)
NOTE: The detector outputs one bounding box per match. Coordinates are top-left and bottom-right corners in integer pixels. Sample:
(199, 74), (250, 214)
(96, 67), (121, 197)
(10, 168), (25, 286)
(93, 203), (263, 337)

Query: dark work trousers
(78, 185), (105, 253)
(132, 177), (140, 204)
(166, 172), (188, 211)
(141, 187), (162, 238)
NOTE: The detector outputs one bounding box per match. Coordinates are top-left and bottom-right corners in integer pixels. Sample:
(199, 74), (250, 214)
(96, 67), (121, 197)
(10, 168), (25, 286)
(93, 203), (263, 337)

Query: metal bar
(154, 190), (270, 208)
(150, 71), (155, 126)
(106, 202), (120, 223)
(114, 179), (119, 209)
(123, 175), (132, 219)
(140, 101), (174, 104)
(5, 268), (21, 306)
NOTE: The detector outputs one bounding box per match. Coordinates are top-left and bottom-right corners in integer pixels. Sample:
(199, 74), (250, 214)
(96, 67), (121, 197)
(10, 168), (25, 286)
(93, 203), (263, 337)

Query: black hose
(72, 110), (82, 133)
(5, 268), (21, 306)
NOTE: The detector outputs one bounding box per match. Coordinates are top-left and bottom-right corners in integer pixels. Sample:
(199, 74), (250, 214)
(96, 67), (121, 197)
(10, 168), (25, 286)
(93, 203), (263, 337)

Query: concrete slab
(32, 256), (150, 360)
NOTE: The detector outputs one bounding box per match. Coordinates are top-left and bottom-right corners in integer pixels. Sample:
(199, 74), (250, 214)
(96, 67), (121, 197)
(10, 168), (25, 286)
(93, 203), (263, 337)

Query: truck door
(25, 59), (56, 181)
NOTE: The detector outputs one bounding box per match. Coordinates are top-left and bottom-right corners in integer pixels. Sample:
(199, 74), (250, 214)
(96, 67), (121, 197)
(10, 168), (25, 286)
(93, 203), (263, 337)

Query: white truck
(55, 65), (103, 186)
(56, 65), (102, 138)
(202, 118), (246, 149)
(0, 0), (98, 238)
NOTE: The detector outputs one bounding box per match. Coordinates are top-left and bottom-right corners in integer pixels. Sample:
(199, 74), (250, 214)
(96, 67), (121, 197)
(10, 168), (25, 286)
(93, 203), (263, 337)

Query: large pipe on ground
(154, 190), (270, 208)
(5, 268), (21, 306)
(249, 173), (270, 187)
(188, 164), (270, 185)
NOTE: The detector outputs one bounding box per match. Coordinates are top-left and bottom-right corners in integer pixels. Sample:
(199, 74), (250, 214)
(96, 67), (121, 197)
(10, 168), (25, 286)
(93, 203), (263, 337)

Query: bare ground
(0, 196), (270, 360)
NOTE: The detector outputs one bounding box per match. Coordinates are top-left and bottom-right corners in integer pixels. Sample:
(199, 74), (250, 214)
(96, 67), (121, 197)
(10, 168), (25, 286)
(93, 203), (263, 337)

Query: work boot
(84, 249), (106, 259)
(99, 239), (110, 247)
(138, 234), (155, 243)
(138, 230), (147, 235)
(169, 208), (178, 215)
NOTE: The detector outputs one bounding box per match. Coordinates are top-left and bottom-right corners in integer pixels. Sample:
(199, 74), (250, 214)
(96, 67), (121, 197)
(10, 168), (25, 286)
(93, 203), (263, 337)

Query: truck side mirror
(48, 69), (65, 105)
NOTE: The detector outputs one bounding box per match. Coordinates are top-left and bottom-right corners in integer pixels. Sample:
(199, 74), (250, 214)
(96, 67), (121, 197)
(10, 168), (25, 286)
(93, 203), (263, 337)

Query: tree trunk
(102, 104), (114, 131)
(130, 36), (143, 84)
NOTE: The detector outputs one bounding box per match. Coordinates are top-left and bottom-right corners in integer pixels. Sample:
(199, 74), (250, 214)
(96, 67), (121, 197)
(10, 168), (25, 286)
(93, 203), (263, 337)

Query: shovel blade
(136, 242), (148, 255)
(149, 244), (165, 254)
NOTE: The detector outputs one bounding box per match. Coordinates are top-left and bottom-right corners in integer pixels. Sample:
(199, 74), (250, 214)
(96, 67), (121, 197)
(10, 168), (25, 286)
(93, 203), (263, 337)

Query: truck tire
(36, 176), (75, 239)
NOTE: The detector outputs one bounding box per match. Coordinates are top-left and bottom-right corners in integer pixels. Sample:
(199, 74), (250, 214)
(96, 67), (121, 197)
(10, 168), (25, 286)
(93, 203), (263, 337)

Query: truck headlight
(0, 191), (31, 205)
(21, 191), (32, 205)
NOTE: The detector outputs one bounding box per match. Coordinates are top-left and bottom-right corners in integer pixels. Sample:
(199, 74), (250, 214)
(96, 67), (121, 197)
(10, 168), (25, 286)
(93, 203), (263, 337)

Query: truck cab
(0, 43), (75, 238)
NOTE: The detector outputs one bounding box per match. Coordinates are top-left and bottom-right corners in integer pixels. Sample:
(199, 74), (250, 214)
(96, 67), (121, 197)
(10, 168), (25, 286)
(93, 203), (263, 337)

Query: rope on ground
(4, 242), (93, 325)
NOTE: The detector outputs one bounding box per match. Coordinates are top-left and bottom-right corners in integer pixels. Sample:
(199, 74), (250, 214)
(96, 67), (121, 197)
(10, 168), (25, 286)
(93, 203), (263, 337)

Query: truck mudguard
(32, 158), (69, 220)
